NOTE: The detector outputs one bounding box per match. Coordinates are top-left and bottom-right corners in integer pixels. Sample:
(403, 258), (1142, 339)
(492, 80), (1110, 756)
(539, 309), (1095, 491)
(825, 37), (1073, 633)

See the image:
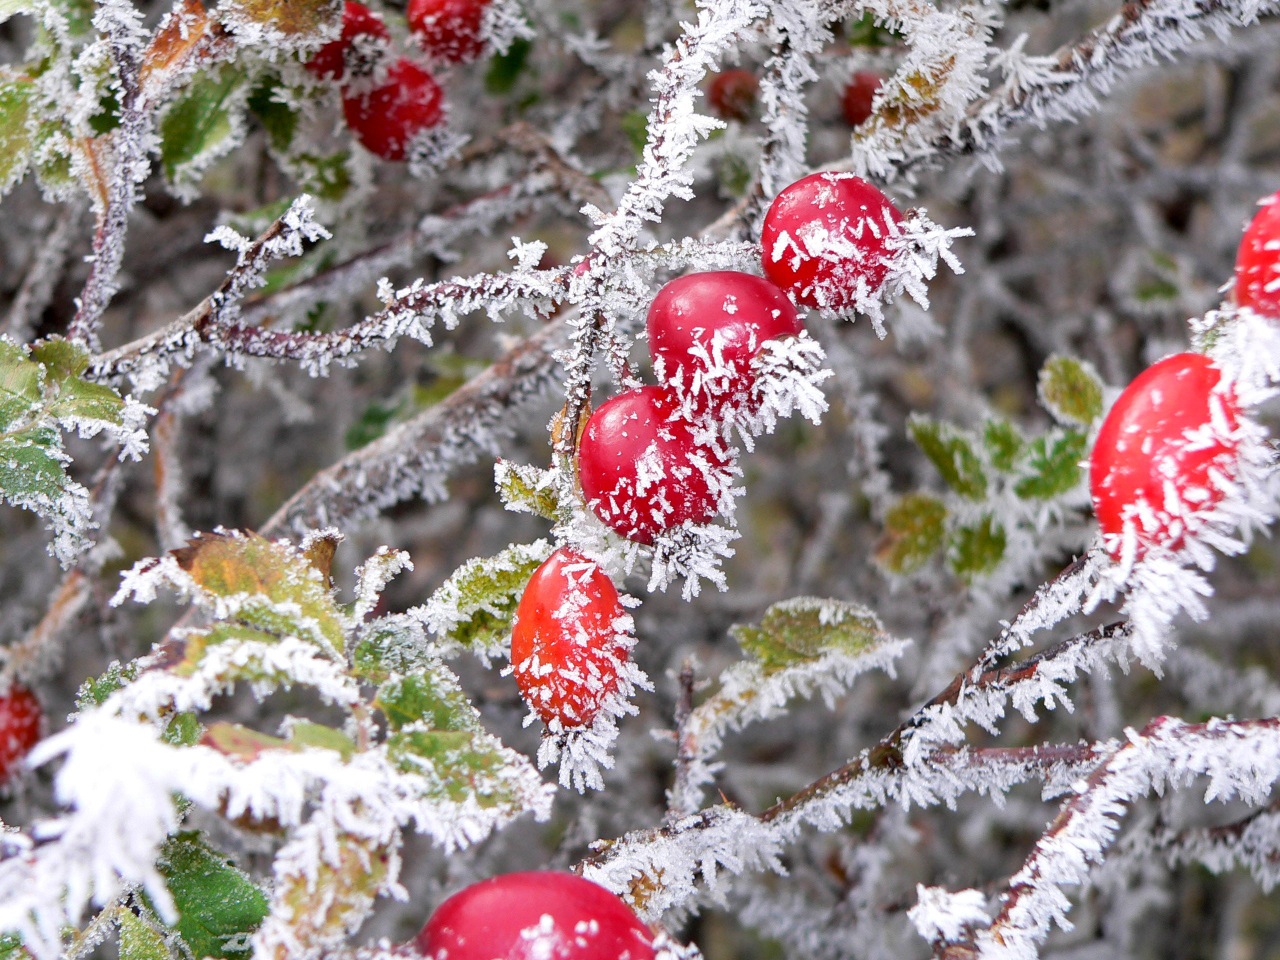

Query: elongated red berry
(342, 58), (444, 161)
(305, 1), (390, 82)
(647, 271), (802, 415)
(415, 871), (656, 960)
(761, 172), (903, 310)
(1236, 191), (1280, 318)
(841, 70), (883, 127)
(707, 69), (759, 122)
(578, 385), (727, 544)
(510, 549), (630, 729)
(0, 683), (42, 785)
(1090, 353), (1241, 560)
(408, 0), (490, 64)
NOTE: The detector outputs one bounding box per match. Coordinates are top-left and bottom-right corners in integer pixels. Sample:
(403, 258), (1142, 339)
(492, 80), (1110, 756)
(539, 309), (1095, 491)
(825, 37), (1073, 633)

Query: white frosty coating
(352, 546), (413, 623)
(909, 885), (990, 943)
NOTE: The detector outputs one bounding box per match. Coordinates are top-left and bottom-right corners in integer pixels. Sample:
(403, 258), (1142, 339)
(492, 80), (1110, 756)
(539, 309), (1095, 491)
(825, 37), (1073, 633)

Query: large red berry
(510, 549), (629, 729)
(304, 1), (390, 82)
(1090, 353), (1241, 561)
(342, 59), (444, 162)
(647, 271), (802, 415)
(1235, 191), (1280, 318)
(0, 683), (42, 785)
(760, 172), (903, 310)
(578, 385), (727, 544)
(407, 0), (489, 64)
(414, 871), (656, 960)
(707, 69), (759, 122)
(841, 70), (883, 127)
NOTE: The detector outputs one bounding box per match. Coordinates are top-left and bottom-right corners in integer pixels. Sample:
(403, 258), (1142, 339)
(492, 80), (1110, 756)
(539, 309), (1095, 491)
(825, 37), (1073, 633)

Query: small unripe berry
(414, 871), (656, 960)
(647, 271), (802, 416)
(342, 58), (444, 162)
(1090, 352), (1241, 561)
(578, 385), (727, 544)
(1235, 190), (1280, 318)
(841, 70), (884, 127)
(760, 172), (903, 310)
(0, 683), (42, 786)
(304, 1), (390, 82)
(510, 548), (630, 729)
(707, 69), (759, 122)
(408, 0), (490, 64)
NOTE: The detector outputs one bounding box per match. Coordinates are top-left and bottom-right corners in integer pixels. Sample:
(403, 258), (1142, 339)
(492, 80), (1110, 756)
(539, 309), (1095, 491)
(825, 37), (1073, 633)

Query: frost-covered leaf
(77, 660), (142, 710)
(0, 77), (35, 196)
(138, 0), (217, 98)
(909, 415), (987, 499)
(1013, 431), (1087, 500)
(1039, 354), (1104, 427)
(246, 77), (298, 153)
(731, 597), (887, 669)
(494, 460), (559, 519)
(414, 540), (553, 659)
(876, 492), (948, 575)
(159, 67), (247, 183)
(156, 833), (269, 960)
(484, 36), (532, 95)
(117, 910), (173, 960)
(948, 514), (1006, 579)
(200, 722), (291, 762)
(269, 830), (390, 954)
(983, 419), (1024, 473)
(351, 615), (432, 684)
(220, 0), (339, 45)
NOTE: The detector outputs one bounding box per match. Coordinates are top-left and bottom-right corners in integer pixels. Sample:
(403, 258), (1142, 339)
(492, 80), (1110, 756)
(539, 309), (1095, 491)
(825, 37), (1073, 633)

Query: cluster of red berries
(414, 871), (656, 960)
(304, 0), (491, 161)
(1089, 191), (1280, 562)
(706, 68), (885, 128)
(510, 173), (906, 733)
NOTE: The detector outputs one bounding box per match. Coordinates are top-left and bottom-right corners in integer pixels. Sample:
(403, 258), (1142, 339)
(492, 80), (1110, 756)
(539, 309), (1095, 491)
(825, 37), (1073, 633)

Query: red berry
(707, 69), (759, 122)
(342, 59), (444, 162)
(647, 271), (802, 415)
(1235, 191), (1280, 318)
(510, 549), (630, 729)
(415, 871), (656, 960)
(760, 172), (903, 310)
(578, 385), (727, 544)
(0, 683), (42, 785)
(305, 1), (390, 82)
(407, 0), (489, 64)
(1090, 353), (1241, 561)
(841, 70), (883, 127)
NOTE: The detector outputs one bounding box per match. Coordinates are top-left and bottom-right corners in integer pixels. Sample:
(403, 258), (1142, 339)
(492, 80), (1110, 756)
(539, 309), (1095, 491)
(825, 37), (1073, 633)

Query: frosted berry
(414, 871), (656, 960)
(760, 172), (903, 310)
(407, 0), (489, 64)
(342, 58), (444, 162)
(1090, 353), (1241, 561)
(510, 548), (630, 729)
(578, 385), (727, 544)
(1235, 190), (1280, 318)
(0, 683), (42, 785)
(647, 271), (802, 416)
(707, 69), (759, 122)
(305, 1), (390, 82)
(841, 70), (883, 127)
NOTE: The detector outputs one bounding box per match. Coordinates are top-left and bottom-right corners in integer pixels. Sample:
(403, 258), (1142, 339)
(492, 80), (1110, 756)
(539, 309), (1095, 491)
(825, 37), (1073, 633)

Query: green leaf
(419, 540), (553, 656)
(0, 0), (34, 23)
(157, 833), (269, 960)
(0, 425), (69, 503)
(76, 659), (141, 710)
(386, 729), (515, 805)
(29, 337), (89, 381)
(730, 597), (885, 669)
(163, 712), (203, 747)
(0, 338), (43, 429)
(160, 67), (244, 180)
(1038, 355), (1103, 427)
(375, 670), (477, 732)
(1014, 431), (1088, 500)
(351, 615), (433, 684)
(875, 492), (947, 575)
(494, 459), (558, 519)
(484, 36), (531, 95)
(948, 514), (1007, 579)
(288, 151), (351, 203)
(344, 399), (402, 451)
(0, 933), (24, 960)
(908, 415), (987, 499)
(983, 419), (1024, 473)
(118, 910), (174, 960)
(620, 110), (648, 155)
(247, 78), (298, 153)
(0, 78), (35, 195)
(286, 720), (356, 759)
(48, 376), (126, 424)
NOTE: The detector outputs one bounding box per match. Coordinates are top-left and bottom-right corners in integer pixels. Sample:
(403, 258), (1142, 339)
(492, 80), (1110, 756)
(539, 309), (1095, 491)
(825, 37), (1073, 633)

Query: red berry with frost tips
(342, 58), (444, 162)
(414, 871), (656, 960)
(0, 683), (42, 785)
(760, 172), (903, 311)
(841, 70), (883, 127)
(305, 1), (390, 82)
(1235, 191), (1280, 318)
(707, 69), (759, 122)
(407, 0), (490, 64)
(510, 549), (630, 729)
(1090, 352), (1242, 561)
(578, 385), (728, 544)
(647, 271), (802, 416)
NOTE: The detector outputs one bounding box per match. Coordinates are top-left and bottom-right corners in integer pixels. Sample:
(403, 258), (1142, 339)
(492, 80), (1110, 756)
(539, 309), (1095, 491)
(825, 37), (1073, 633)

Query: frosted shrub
(1, 0), (1280, 957)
